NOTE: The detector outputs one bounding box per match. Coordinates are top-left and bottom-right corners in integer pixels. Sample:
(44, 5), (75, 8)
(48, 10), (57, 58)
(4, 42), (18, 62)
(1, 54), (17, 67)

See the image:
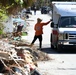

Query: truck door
(51, 22), (58, 48)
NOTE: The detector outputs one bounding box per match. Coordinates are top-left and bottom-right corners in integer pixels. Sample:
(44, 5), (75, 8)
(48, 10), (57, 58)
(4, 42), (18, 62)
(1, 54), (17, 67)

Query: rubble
(0, 38), (50, 75)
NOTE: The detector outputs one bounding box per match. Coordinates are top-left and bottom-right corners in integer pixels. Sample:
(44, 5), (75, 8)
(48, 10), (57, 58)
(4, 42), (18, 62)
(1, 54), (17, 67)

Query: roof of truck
(52, 1), (76, 5)
(53, 2), (76, 16)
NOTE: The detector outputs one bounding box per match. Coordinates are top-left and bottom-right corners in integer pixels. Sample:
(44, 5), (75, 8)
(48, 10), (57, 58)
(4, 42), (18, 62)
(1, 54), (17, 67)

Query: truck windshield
(58, 17), (76, 28)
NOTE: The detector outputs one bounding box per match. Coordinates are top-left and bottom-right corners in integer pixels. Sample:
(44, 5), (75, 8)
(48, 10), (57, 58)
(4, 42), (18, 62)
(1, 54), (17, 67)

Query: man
(16, 18), (51, 50)
(34, 6), (37, 15)
(29, 18), (51, 50)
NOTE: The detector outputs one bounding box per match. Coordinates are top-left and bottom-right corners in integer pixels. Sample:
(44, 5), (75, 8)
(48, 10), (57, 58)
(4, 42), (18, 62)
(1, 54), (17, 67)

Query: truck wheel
(51, 44), (54, 49)
(57, 45), (62, 52)
(51, 34), (54, 49)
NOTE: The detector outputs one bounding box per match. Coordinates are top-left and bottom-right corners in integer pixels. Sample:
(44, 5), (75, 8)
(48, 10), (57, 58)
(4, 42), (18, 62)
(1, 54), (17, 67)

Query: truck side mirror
(51, 22), (54, 27)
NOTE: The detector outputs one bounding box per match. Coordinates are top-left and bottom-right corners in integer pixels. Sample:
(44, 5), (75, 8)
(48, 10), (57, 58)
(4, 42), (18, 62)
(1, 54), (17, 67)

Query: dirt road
(24, 11), (76, 75)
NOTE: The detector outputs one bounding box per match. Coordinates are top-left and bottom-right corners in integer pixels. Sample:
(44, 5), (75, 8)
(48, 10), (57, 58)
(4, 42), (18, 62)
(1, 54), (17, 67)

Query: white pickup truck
(51, 2), (76, 52)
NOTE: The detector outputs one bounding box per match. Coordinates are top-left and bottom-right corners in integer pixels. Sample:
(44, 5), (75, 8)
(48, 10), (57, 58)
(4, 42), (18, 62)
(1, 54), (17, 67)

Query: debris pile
(0, 38), (50, 75)
(0, 39), (38, 75)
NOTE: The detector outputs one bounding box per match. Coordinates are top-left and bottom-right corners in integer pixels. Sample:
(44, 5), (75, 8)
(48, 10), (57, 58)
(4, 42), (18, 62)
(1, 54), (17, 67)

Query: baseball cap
(37, 18), (42, 22)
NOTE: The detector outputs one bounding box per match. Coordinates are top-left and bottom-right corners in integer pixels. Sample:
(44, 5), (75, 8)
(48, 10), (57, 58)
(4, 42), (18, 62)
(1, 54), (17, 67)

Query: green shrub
(22, 32), (28, 36)
(0, 22), (4, 35)
(0, 30), (3, 35)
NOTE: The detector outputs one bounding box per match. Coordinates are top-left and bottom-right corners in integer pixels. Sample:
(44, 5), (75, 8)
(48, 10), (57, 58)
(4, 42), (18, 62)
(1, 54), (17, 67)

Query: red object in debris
(17, 52), (25, 59)
(29, 64), (34, 71)
(30, 67), (34, 71)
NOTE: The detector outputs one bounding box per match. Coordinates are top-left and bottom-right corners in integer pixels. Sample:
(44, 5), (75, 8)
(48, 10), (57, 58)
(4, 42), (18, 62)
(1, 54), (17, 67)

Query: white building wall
(3, 16), (13, 33)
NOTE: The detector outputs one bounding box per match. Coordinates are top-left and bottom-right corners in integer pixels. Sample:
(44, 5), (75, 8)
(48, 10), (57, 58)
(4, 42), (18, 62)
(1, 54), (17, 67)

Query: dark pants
(31, 35), (42, 48)
(17, 25), (23, 32)
(34, 10), (36, 15)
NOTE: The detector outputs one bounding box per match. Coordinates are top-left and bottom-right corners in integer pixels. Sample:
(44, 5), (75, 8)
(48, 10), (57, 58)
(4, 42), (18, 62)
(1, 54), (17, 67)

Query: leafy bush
(0, 30), (3, 35)
(0, 23), (4, 35)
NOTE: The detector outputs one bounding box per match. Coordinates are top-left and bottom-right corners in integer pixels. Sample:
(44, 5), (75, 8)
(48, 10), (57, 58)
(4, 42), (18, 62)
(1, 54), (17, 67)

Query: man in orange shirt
(30, 18), (51, 50)
(15, 18), (51, 50)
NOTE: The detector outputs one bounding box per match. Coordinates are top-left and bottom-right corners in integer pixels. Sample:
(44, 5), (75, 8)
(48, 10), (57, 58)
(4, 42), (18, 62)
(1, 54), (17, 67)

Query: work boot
(37, 48), (43, 50)
(28, 44), (34, 48)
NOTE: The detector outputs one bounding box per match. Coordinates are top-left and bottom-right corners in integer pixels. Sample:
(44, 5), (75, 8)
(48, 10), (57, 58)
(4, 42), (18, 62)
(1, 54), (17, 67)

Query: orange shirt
(34, 21), (50, 36)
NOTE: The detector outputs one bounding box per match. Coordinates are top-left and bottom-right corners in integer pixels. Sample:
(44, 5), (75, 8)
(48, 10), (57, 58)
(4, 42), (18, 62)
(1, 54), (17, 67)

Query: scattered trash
(0, 39), (45, 75)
